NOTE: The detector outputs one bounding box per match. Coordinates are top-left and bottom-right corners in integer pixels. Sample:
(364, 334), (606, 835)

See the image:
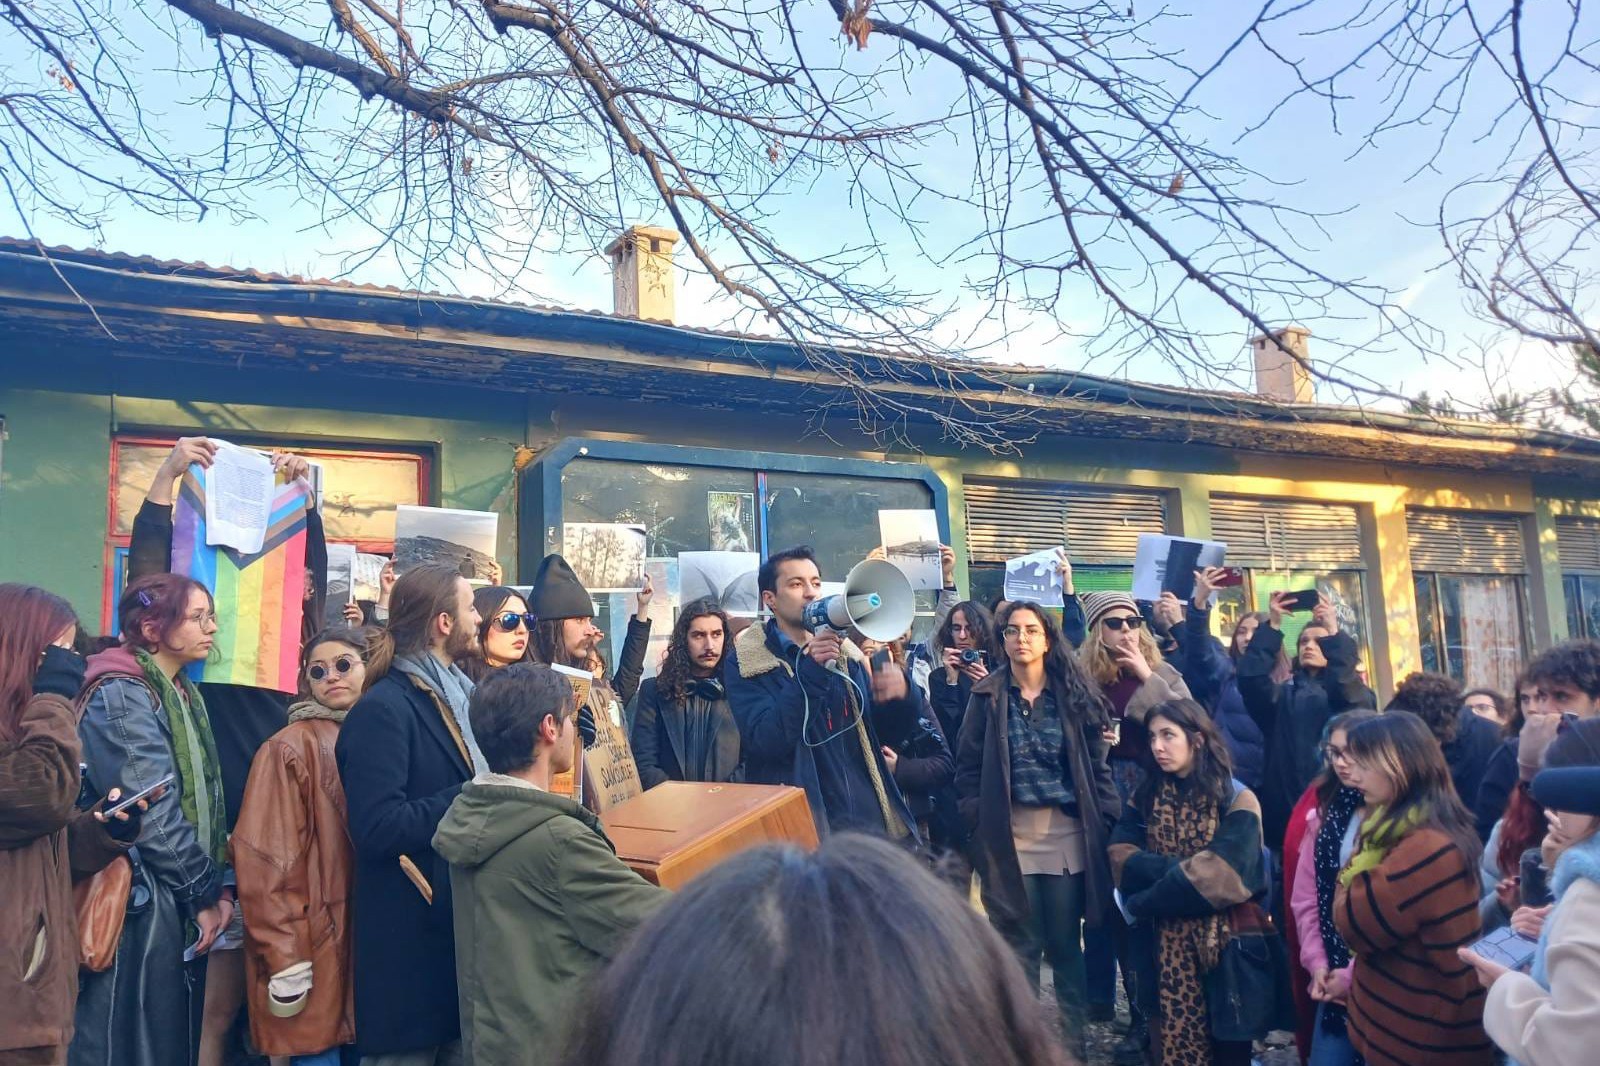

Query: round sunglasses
(493, 611), (537, 632)
(307, 656), (359, 682)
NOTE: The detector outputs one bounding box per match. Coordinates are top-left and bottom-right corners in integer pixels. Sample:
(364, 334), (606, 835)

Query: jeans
(293, 1050), (345, 1066)
(1308, 1003), (1359, 1066)
(360, 1043), (463, 1066)
(1012, 872), (1089, 1045)
(1088, 756), (1146, 1016)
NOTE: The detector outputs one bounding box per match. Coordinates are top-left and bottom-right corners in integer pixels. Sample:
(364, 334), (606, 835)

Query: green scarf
(1338, 803), (1425, 887)
(134, 648), (229, 869)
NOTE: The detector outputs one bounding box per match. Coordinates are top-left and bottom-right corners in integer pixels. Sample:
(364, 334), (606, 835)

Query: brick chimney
(606, 225), (680, 323)
(1250, 325), (1314, 403)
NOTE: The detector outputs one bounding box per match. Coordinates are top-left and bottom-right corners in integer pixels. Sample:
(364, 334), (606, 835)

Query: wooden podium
(600, 782), (819, 889)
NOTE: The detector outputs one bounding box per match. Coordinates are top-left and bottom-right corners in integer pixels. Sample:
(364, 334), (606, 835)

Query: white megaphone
(800, 559), (916, 671)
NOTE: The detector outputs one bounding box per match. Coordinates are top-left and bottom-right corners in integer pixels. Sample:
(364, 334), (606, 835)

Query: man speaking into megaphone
(725, 546), (922, 843)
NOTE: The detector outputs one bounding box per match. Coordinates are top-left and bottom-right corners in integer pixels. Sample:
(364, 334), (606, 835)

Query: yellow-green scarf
(1338, 803), (1425, 887)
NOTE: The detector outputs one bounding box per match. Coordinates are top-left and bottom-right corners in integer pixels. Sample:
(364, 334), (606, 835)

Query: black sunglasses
(307, 656), (358, 682)
(1101, 616), (1144, 631)
(493, 611), (536, 633)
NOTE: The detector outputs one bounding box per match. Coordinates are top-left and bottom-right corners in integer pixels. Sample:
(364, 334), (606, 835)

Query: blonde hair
(1079, 617), (1166, 687)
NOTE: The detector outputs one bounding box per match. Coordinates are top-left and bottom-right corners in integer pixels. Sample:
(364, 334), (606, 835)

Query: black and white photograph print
(877, 508), (942, 591)
(563, 522), (648, 591)
(394, 505), (500, 581)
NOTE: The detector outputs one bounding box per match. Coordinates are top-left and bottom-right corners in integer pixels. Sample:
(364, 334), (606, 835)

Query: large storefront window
(542, 443), (945, 679)
(1408, 508), (1530, 694)
(1414, 573), (1528, 691)
(1557, 517), (1600, 639)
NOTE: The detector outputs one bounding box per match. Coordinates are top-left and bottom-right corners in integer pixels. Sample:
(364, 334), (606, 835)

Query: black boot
(1112, 1018), (1149, 1066)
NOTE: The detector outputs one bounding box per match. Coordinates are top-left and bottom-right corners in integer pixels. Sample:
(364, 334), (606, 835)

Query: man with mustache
(630, 598), (742, 788)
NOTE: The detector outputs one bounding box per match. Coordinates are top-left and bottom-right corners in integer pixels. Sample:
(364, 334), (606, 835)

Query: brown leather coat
(0, 693), (127, 1063)
(231, 711), (355, 1056)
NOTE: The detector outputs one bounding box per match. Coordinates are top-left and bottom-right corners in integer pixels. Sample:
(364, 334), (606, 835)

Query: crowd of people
(4, 438), (1600, 1066)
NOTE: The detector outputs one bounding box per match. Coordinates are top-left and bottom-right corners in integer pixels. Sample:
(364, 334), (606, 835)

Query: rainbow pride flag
(172, 471), (309, 693)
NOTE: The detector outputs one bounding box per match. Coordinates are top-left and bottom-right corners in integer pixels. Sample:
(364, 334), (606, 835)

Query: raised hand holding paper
(1132, 533), (1226, 602)
(394, 505), (499, 580)
(563, 522), (647, 591)
(203, 440), (275, 553)
(1004, 549), (1065, 607)
(877, 509), (942, 591)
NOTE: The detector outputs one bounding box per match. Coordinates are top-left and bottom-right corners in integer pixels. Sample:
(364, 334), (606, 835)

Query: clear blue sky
(4, 1), (1591, 410)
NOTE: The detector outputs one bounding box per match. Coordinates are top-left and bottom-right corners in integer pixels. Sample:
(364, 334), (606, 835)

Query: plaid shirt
(1005, 685), (1076, 809)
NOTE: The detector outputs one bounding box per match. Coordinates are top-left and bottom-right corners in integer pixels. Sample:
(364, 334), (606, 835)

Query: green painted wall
(0, 388), (117, 621)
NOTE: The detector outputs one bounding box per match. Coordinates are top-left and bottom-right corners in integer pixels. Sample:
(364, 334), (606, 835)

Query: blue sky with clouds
(4, 1), (1591, 409)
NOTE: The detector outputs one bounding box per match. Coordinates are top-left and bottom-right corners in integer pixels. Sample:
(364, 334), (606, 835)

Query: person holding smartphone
(1462, 719), (1600, 1066)
(73, 573), (234, 1066)
(1237, 592), (1373, 859)
(0, 584), (149, 1066)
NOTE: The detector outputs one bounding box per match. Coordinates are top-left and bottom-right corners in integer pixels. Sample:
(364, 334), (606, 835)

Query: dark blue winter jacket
(1176, 606), (1266, 791)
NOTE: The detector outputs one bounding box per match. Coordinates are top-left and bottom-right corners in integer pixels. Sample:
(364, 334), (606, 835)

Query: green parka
(433, 780), (666, 1065)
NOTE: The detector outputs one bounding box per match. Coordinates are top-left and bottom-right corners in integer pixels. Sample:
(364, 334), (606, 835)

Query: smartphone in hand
(1213, 567), (1245, 588)
(1282, 588), (1320, 612)
(103, 774), (175, 817)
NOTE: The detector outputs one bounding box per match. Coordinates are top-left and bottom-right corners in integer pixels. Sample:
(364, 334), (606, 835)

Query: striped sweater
(1334, 827), (1494, 1066)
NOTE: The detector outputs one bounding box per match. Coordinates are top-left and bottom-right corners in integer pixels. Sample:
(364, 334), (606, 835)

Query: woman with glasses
(1287, 709), (1378, 1066)
(954, 600), (1120, 1059)
(73, 574), (234, 1066)
(231, 625), (392, 1066)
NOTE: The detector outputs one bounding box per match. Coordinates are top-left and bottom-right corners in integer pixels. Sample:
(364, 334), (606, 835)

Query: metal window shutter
(1209, 496), (1364, 570)
(964, 481), (1166, 564)
(1407, 509), (1528, 574)
(1556, 517), (1600, 574)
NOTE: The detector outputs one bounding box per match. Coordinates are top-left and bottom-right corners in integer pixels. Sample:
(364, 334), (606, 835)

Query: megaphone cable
(791, 645), (873, 751)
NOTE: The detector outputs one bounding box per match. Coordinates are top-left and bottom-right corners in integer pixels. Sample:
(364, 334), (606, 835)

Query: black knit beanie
(530, 554), (595, 621)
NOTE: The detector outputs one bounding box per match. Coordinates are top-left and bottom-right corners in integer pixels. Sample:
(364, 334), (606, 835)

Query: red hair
(119, 573), (212, 652)
(0, 583), (80, 740)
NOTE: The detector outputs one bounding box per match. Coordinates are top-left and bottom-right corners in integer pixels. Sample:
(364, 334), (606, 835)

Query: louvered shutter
(1406, 509), (1528, 574)
(964, 481), (1167, 564)
(1208, 496), (1364, 570)
(1556, 517), (1600, 574)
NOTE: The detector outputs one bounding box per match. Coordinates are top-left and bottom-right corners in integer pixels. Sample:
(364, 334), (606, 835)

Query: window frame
(1412, 569), (1532, 688)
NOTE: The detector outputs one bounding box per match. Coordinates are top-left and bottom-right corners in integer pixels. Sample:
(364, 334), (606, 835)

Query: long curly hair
(656, 598), (730, 703)
(997, 601), (1111, 728)
(1078, 609), (1166, 688)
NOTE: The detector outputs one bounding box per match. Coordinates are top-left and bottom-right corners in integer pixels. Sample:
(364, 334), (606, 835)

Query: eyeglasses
(1323, 744), (1350, 762)
(493, 611), (536, 632)
(186, 610), (218, 626)
(1101, 616), (1144, 631)
(1002, 625), (1046, 640)
(307, 656), (358, 682)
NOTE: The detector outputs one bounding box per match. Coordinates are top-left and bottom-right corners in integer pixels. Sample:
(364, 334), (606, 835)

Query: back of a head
(387, 563), (463, 657)
(470, 662), (574, 775)
(1386, 671), (1466, 746)
(563, 834), (1070, 1066)
(0, 582), (80, 737)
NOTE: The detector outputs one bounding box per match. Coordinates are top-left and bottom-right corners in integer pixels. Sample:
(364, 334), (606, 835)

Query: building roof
(1, 238), (1596, 476)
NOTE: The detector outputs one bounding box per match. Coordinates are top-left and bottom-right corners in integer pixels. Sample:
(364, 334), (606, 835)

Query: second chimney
(606, 225), (680, 323)
(1251, 325), (1314, 403)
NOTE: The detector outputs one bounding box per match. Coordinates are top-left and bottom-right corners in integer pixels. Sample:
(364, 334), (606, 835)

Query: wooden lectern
(600, 782), (819, 889)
